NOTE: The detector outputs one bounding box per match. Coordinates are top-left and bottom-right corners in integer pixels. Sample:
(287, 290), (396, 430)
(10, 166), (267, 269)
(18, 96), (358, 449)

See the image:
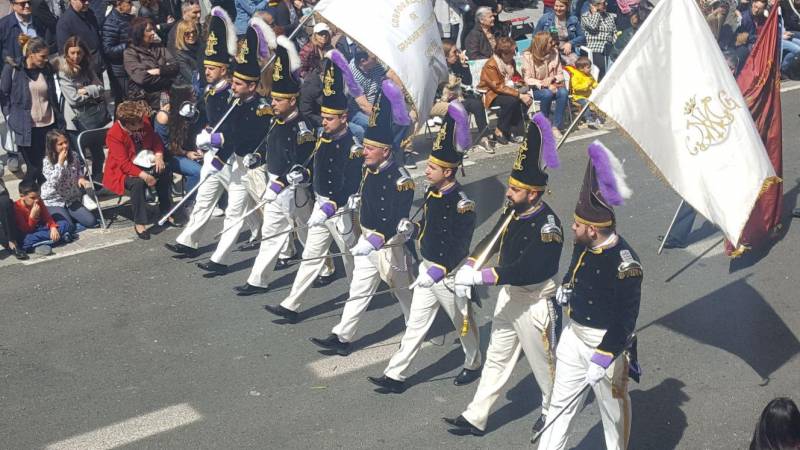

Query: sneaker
(34, 244), (53, 256)
(6, 155), (20, 172)
(552, 127), (563, 140)
(82, 193), (98, 211)
(212, 207), (225, 217)
(479, 137), (495, 154)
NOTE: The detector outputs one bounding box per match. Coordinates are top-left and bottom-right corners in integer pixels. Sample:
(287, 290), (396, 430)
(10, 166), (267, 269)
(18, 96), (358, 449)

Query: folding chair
(76, 127), (111, 229)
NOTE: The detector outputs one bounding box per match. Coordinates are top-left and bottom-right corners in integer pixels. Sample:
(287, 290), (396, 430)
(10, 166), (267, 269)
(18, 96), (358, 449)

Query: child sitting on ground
(565, 56), (603, 129)
(14, 180), (73, 256)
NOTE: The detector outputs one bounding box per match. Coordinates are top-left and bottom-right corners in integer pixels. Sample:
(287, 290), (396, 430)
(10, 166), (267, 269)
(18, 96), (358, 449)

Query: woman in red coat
(103, 100), (177, 239)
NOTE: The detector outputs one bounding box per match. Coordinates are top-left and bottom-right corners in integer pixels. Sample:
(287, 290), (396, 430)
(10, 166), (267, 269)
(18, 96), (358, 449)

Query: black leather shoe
(367, 375), (406, 393)
(237, 240), (260, 252)
(135, 227), (150, 240)
(792, 207), (800, 218)
(12, 247), (29, 260)
(309, 334), (351, 356)
(274, 258), (292, 270)
(264, 304), (299, 323)
(164, 243), (196, 256)
(312, 273), (336, 288)
(234, 283), (270, 296)
(442, 415), (484, 436)
(197, 261), (228, 273)
(530, 414), (547, 442)
(453, 368), (481, 386)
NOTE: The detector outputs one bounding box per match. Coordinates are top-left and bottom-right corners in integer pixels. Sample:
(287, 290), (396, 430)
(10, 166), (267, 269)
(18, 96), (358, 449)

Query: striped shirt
(349, 59), (387, 104)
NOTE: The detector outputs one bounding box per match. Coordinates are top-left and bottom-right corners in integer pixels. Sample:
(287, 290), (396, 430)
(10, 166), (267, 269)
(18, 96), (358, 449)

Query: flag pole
(556, 101), (591, 150)
(658, 200), (684, 255)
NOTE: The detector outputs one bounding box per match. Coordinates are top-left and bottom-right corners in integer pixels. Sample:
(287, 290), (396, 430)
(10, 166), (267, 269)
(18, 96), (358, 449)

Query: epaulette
(617, 249), (643, 279)
(350, 136), (364, 159)
(297, 120), (315, 144)
(457, 191), (475, 214)
(256, 98), (272, 117)
(396, 177), (415, 192)
(540, 214), (562, 243)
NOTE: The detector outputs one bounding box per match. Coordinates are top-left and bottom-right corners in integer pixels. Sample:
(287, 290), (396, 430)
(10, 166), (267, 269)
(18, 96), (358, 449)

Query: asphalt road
(2, 94), (799, 449)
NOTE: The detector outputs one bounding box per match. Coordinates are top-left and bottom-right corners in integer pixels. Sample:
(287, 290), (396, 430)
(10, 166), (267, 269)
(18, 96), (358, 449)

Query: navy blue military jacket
(312, 128), (363, 209)
(562, 236), (643, 357)
(217, 94), (272, 161)
(202, 81), (231, 128)
(416, 183), (475, 275)
(359, 159), (414, 248)
(265, 111), (315, 187)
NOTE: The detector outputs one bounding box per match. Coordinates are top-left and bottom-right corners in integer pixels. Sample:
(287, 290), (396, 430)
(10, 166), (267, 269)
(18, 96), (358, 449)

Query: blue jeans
(168, 155), (202, 199)
(349, 111), (369, 143)
(20, 220), (71, 251)
(665, 202), (697, 247)
(533, 87), (569, 129)
(781, 37), (800, 73)
(576, 98), (598, 122)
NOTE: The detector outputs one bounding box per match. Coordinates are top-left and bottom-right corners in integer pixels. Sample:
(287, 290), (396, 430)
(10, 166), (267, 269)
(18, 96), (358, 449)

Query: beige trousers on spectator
(331, 235), (414, 343)
(246, 184), (313, 288)
(383, 260), (482, 382)
(537, 321), (631, 450)
(177, 151), (260, 250)
(280, 205), (358, 312)
(462, 281), (557, 431)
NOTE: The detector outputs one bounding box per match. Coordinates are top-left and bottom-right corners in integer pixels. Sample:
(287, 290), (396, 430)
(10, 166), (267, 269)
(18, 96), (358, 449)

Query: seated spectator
(55, 36), (107, 179)
(172, 19), (201, 85)
(0, 0), (48, 62)
(124, 17), (180, 110)
(0, 35), (64, 184)
(139, 0), (176, 42)
(478, 36), (532, 144)
(430, 39), (490, 151)
(41, 129), (98, 229)
(56, 0), (104, 77)
(154, 83), (203, 206)
(103, 101), (176, 240)
(565, 56), (602, 128)
(734, 0), (766, 73)
(0, 162), (28, 260)
(235, 0), (268, 37)
(749, 397), (800, 450)
(13, 179), (72, 255)
(535, 0), (585, 66)
(299, 22), (332, 79)
(102, 0), (135, 104)
(167, 1), (201, 51)
(581, 0), (617, 78)
(347, 49), (385, 141)
(464, 6), (496, 60)
(522, 32), (569, 137)
(609, 3), (650, 61)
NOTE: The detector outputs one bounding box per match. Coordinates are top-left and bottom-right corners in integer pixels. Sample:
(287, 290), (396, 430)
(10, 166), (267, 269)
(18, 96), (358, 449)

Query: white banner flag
(315, 0), (448, 123)
(589, 0), (777, 247)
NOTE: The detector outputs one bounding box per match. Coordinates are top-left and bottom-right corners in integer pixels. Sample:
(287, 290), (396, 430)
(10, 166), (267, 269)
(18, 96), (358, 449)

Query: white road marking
(781, 83), (800, 92)
(307, 334), (437, 379)
(565, 129), (609, 142)
(45, 403), (202, 450)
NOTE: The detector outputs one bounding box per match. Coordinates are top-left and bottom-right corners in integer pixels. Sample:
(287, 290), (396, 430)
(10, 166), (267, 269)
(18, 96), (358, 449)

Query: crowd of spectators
(0, 0), (795, 259)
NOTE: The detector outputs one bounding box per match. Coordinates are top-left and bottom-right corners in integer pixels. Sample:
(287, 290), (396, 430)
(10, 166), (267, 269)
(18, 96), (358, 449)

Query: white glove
(584, 361), (607, 386)
(242, 153), (262, 169)
(196, 129), (211, 148)
(347, 194), (361, 210)
(455, 284), (472, 299)
(350, 237), (375, 256)
(556, 285), (572, 306)
(454, 266), (483, 287)
(307, 207), (328, 228)
(396, 218), (414, 239)
(410, 271), (436, 289)
(286, 169), (305, 185)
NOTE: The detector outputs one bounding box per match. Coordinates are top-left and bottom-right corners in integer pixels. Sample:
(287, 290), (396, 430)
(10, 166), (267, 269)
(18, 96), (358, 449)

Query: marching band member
(444, 114), (563, 436)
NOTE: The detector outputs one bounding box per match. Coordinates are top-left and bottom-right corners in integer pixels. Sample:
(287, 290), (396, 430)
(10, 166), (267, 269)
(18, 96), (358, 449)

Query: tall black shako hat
(204, 7), (236, 68)
(270, 35), (302, 98)
(363, 79), (411, 149)
(233, 17), (276, 82)
(429, 100), (471, 169)
(574, 141), (632, 228)
(321, 49), (363, 115)
(509, 112), (560, 191)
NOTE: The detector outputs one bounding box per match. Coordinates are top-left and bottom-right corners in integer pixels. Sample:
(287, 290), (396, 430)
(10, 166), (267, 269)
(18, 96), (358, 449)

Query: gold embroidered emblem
(513, 135), (528, 171)
(236, 38), (249, 64)
(272, 57), (283, 82)
(322, 66), (336, 97)
(684, 91), (739, 155)
(256, 104), (272, 117)
(205, 31), (218, 56)
(368, 94), (381, 127)
(432, 123), (447, 151)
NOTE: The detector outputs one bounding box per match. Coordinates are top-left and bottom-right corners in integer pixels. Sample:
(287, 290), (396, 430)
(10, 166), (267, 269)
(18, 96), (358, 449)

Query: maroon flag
(725, 7), (784, 257)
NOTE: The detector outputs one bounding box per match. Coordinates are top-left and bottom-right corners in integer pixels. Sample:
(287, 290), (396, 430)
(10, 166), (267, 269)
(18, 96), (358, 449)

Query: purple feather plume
(212, 7), (237, 56)
(327, 49), (363, 98)
(447, 101), (471, 151)
(249, 17), (276, 60)
(531, 112), (559, 169)
(381, 79), (411, 126)
(588, 140), (631, 206)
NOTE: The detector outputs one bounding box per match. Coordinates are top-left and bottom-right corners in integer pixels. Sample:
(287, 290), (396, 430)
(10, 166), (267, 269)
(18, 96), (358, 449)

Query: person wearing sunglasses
(0, 0), (48, 63)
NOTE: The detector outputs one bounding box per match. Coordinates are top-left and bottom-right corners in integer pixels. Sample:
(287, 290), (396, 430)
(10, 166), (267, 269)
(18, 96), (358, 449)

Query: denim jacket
(535, 12), (587, 49)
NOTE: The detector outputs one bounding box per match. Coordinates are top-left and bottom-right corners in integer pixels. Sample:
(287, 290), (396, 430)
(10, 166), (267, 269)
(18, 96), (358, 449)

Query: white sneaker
(82, 193), (99, 211)
(552, 127), (563, 140)
(7, 155), (20, 172)
(212, 207), (225, 217)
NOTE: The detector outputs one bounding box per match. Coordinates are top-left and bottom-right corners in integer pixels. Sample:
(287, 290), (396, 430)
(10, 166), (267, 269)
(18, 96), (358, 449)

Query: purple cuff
(480, 268), (497, 285)
(268, 181), (284, 194)
(210, 133), (223, 147)
(366, 233), (384, 250)
(426, 265), (446, 283)
(320, 201), (336, 218)
(210, 157), (224, 171)
(591, 352), (614, 369)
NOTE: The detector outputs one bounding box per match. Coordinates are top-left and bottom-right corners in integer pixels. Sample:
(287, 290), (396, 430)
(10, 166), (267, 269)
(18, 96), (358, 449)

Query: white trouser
(246, 185), (313, 287)
(280, 207), (358, 312)
(209, 155), (261, 264)
(537, 321), (631, 450)
(383, 260), (482, 381)
(177, 152), (260, 249)
(462, 281), (557, 431)
(331, 237), (414, 343)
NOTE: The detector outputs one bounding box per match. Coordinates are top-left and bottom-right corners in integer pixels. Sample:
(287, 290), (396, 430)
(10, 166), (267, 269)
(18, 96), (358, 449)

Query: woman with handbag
(56, 36), (109, 183)
(41, 129), (98, 230)
(124, 17), (180, 110)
